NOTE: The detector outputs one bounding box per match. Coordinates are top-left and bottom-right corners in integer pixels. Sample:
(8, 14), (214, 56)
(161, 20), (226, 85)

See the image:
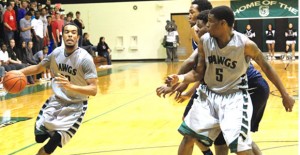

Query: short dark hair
(25, 11), (32, 16)
(197, 10), (209, 24)
(62, 23), (79, 35)
(83, 32), (88, 38)
(191, 0), (212, 12)
(67, 12), (73, 18)
(210, 5), (234, 27)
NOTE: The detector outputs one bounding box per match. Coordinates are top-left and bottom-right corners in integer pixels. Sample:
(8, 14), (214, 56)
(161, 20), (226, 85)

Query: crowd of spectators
(0, 0), (87, 86)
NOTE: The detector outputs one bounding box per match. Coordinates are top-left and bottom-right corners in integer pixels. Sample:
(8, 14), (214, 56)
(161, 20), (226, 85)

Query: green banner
(231, 0), (298, 19)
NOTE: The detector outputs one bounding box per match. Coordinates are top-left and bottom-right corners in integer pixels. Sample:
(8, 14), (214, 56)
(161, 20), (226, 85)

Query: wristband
(178, 74), (185, 83)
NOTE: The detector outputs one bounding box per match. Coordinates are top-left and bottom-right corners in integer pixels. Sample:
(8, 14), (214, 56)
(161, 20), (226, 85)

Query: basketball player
(189, 0), (212, 51)
(165, 6), (294, 155)
(157, 9), (268, 155)
(266, 24), (275, 60)
(15, 23), (98, 155)
(284, 23), (297, 60)
(158, 1), (213, 154)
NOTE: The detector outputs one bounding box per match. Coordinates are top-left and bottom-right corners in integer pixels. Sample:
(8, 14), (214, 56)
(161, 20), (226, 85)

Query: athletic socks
(202, 149), (213, 155)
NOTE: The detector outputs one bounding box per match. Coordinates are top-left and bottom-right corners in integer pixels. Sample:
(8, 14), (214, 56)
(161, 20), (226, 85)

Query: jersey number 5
(216, 68), (223, 82)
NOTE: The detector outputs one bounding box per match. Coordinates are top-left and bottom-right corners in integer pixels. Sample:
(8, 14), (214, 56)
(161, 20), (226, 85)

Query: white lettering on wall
(233, 0), (298, 16)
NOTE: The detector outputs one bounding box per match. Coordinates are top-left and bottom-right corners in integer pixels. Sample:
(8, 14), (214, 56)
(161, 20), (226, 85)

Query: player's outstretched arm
(165, 39), (205, 86)
(245, 40), (295, 112)
(177, 48), (198, 74)
(20, 64), (46, 76)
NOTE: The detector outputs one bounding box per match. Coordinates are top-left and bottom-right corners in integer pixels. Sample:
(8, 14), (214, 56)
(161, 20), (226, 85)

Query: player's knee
(182, 135), (195, 146)
(35, 134), (49, 143)
(44, 132), (61, 154)
(214, 133), (226, 146)
(214, 144), (228, 155)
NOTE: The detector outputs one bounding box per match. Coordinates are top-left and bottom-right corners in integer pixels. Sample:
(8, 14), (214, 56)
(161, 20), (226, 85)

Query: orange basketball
(3, 71), (27, 94)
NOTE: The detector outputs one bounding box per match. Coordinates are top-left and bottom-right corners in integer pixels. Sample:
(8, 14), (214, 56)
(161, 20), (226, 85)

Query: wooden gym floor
(0, 60), (298, 155)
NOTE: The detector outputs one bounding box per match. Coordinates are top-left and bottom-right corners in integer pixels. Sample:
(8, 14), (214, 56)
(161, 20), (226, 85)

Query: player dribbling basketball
(13, 23), (98, 155)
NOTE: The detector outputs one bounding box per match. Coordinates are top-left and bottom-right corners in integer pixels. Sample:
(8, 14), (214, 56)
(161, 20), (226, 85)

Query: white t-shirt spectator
(31, 18), (44, 38)
(0, 50), (9, 62)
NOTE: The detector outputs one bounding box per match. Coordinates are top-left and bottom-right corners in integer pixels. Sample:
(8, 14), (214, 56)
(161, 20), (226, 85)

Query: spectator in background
(285, 23), (297, 61)
(17, 0), (28, 27)
(97, 36), (112, 68)
(17, 40), (35, 84)
(7, 39), (37, 85)
(20, 11), (33, 44)
(47, 15), (56, 54)
(44, 0), (52, 12)
(55, 11), (64, 46)
(65, 11), (74, 25)
(10, 0), (18, 23)
(18, 40), (28, 64)
(37, 3), (42, 11)
(49, 6), (55, 19)
(82, 32), (96, 56)
(0, 43), (24, 72)
(33, 46), (51, 80)
(40, 7), (48, 47)
(33, 46), (48, 64)
(31, 10), (44, 54)
(244, 24), (255, 40)
(3, 3), (17, 44)
(51, 13), (61, 47)
(30, 0), (37, 11)
(29, 8), (35, 19)
(25, 41), (37, 65)
(0, 2), (5, 42)
(266, 24), (275, 60)
(7, 39), (22, 63)
(74, 11), (85, 47)
(54, 5), (60, 14)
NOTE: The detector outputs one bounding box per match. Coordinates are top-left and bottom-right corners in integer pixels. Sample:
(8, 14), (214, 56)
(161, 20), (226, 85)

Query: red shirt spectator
(3, 6), (17, 31)
(51, 20), (59, 43)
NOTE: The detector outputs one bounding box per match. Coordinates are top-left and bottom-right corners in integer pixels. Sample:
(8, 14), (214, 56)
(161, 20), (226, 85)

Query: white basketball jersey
(41, 47), (97, 102)
(202, 31), (250, 93)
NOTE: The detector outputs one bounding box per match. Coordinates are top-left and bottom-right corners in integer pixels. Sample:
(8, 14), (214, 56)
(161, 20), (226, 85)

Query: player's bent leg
(178, 135), (195, 155)
(194, 140), (213, 155)
(252, 142), (262, 155)
(214, 133), (228, 155)
(43, 131), (61, 154)
(35, 134), (50, 143)
(220, 90), (253, 154)
(215, 144), (228, 155)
